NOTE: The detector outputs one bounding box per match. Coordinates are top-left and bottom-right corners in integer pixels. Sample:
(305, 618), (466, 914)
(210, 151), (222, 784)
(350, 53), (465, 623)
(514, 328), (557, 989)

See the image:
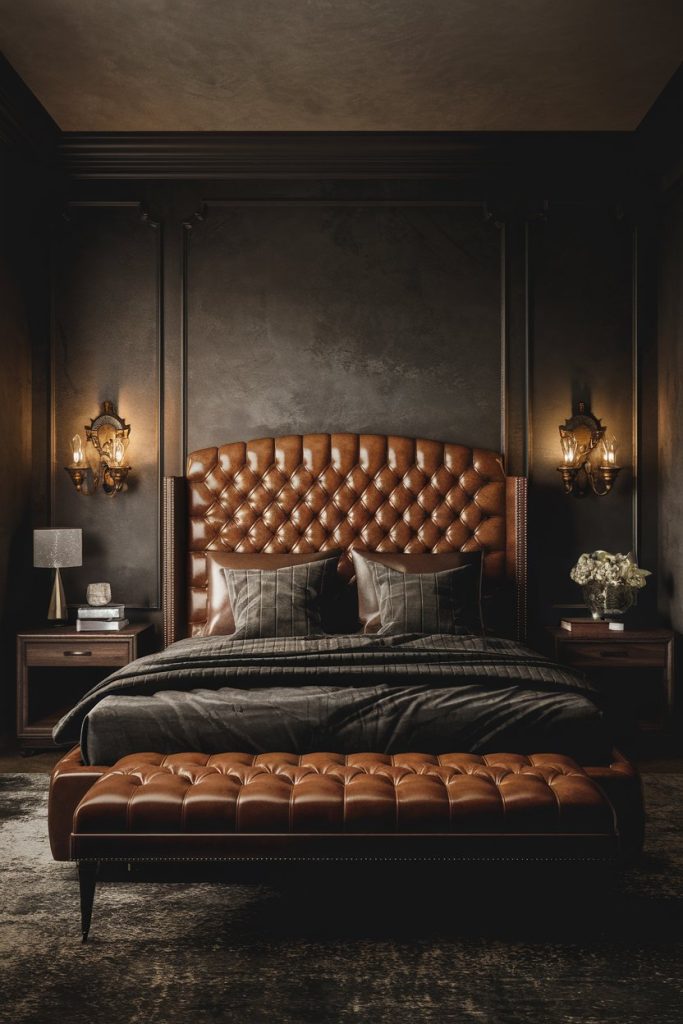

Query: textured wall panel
(658, 190), (683, 631)
(529, 205), (634, 629)
(52, 205), (160, 608)
(186, 205), (502, 457)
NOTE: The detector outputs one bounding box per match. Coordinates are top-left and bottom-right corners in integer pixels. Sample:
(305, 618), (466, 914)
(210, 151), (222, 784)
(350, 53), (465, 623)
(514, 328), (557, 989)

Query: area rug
(1, 773), (681, 1024)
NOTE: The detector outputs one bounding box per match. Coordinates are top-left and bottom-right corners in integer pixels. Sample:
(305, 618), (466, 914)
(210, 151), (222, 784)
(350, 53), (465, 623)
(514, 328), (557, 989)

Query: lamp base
(47, 567), (67, 622)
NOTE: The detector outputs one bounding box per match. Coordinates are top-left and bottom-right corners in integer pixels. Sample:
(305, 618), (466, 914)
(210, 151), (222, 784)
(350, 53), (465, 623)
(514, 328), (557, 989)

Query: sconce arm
(584, 459), (620, 497)
(101, 459), (132, 496)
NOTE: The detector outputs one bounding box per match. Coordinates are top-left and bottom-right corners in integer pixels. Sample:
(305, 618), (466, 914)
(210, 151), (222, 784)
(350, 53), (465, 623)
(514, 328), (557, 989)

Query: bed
(47, 433), (644, 939)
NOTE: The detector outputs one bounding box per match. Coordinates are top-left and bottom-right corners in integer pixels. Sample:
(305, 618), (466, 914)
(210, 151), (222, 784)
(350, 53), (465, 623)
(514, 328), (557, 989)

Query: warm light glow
(601, 436), (618, 466)
(71, 434), (84, 466)
(560, 434), (578, 466)
(112, 438), (126, 466)
(65, 401), (132, 497)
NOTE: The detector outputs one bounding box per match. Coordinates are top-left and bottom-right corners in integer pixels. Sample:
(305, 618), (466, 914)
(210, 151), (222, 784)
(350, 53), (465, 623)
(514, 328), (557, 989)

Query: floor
(2, 771), (682, 1024)
(0, 745), (64, 773)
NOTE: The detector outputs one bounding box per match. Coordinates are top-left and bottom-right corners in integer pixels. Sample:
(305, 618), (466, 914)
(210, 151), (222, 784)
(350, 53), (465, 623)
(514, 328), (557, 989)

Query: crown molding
(58, 130), (637, 190)
(0, 48), (675, 193)
(0, 53), (59, 167)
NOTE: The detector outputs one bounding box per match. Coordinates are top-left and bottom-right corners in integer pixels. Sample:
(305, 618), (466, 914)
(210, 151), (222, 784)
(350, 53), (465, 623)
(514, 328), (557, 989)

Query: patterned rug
(1, 773), (681, 1024)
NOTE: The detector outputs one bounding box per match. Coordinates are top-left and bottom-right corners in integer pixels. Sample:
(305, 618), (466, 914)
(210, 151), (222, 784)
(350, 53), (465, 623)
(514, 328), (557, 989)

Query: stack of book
(76, 604), (128, 632)
(560, 617), (624, 636)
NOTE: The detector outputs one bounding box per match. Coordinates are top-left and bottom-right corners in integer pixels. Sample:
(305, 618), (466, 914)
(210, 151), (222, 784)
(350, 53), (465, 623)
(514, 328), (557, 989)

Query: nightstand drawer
(24, 640), (130, 667)
(561, 642), (667, 668)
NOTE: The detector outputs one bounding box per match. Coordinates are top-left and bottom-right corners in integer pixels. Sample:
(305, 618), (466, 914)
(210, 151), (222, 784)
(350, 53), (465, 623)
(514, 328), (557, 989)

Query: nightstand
(547, 626), (675, 727)
(16, 624), (154, 751)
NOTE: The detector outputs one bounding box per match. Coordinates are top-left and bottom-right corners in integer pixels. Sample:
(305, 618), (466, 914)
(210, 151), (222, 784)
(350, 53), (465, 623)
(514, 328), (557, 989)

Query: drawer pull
(63, 650), (93, 657)
(599, 650), (626, 658)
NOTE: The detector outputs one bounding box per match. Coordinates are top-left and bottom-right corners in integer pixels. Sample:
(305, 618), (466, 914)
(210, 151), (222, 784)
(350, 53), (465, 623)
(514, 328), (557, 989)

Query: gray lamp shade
(33, 528), (82, 569)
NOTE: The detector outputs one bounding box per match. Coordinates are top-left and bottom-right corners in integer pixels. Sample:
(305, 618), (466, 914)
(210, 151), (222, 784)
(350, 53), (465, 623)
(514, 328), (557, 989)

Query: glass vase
(582, 582), (634, 621)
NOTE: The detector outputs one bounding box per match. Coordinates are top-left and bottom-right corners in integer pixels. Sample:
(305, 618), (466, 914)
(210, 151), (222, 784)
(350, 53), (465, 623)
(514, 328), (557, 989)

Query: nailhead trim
(77, 855), (615, 864)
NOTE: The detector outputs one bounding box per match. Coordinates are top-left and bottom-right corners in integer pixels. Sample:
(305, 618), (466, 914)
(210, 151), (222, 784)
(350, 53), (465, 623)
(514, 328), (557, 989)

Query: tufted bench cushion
(56, 749), (644, 939)
(68, 751), (626, 864)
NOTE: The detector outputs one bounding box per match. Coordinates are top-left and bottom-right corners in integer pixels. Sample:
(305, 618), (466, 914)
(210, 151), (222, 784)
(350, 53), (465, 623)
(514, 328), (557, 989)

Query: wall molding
(632, 225), (640, 563)
(489, 200), (545, 477)
(180, 205), (206, 462)
(58, 131), (637, 192)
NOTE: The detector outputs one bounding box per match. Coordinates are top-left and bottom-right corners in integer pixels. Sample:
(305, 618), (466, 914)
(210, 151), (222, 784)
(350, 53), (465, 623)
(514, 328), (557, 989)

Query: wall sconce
(557, 401), (620, 497)
(65, 401), (132, 496)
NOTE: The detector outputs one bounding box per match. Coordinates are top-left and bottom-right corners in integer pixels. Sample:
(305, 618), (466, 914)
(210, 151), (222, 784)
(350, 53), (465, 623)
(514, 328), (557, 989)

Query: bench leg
(78, 861), (98, 942)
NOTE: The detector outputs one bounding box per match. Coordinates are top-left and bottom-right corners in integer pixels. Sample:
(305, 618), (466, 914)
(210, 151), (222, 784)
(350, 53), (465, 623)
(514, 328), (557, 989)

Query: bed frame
(162, 432), (528, 647)
(51, 434), (648, 940)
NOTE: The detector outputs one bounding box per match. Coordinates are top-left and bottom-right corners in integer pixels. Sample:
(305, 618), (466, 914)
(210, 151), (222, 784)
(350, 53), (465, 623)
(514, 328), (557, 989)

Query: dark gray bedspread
(52, 633), (612, 764)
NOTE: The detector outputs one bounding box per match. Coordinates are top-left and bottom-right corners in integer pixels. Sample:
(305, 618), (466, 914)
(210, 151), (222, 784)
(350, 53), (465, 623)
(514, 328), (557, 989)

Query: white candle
(71, 434), (84, 466)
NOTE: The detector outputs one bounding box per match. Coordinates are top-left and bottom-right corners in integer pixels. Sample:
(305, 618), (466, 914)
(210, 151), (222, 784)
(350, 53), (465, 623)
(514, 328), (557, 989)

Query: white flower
(570, 550), (651, 590)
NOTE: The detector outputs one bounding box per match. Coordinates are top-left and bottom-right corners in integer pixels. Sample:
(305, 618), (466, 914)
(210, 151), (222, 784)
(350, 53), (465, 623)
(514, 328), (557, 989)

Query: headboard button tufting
(171, 434), (527, 642)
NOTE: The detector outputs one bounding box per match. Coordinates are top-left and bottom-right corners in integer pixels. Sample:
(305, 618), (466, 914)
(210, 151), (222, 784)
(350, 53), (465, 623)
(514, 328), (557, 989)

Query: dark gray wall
(187, 205), (501, 453)
(658, 187), (683, 631)
(529, 205), (635, 629)
(0, 157), (33, 625)
(0, 146), (52, 740)
(45, 185), (650, 642)
(647, 66), (683, 639)
(52, 205), (161, 608)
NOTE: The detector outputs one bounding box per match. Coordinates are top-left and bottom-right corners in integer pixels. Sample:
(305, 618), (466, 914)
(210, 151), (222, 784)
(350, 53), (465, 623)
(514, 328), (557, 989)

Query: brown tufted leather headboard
(163, 433), (527, 645)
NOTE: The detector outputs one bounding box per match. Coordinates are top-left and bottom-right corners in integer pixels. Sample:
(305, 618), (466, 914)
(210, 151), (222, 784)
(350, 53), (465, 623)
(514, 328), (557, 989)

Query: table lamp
(33, 529), (83, 622)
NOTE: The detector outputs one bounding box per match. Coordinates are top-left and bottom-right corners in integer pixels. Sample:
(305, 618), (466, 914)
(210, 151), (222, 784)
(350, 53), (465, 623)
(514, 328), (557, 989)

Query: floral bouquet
(570, 550), (650, 620)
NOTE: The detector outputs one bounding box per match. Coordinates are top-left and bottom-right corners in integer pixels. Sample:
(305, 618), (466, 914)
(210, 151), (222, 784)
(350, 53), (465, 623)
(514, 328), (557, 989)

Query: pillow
(369, 561), (480, 637)
(205, 550), (343, 635)
(223, 556), (340, 639)
(351, 549), (483, 634)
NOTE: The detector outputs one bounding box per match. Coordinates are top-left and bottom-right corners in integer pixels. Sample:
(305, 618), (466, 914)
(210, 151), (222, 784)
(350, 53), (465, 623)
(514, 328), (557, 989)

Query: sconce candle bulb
(71, 434), (84, 466)
(113, 437), (127, 466)
(560, 433), (578, 466)
(601, 436), (618, 468)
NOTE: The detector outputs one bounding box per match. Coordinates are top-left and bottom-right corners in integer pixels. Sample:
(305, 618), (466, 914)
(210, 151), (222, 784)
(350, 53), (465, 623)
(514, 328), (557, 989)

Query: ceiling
(1, 0), (681, 132)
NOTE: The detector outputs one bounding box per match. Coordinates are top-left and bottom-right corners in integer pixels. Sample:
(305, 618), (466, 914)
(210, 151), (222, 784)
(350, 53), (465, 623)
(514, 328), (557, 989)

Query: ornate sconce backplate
(559, 406), (605, 459)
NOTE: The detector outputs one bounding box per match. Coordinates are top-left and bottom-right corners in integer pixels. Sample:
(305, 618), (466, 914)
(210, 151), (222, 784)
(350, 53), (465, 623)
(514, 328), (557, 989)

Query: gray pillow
(223, 557), (339, 639)
(369, 561), (479, 636)
(351, 549), (483, 633)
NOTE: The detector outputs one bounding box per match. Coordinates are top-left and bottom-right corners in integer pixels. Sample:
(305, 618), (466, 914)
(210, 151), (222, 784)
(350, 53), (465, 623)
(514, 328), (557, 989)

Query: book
(560, 617), (624, 636)
(77, 604), (126, 621)
(76, 618), (130, 632)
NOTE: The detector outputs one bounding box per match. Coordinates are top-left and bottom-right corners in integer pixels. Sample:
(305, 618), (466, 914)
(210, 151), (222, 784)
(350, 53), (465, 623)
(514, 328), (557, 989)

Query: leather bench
(49, 748), (644, 940)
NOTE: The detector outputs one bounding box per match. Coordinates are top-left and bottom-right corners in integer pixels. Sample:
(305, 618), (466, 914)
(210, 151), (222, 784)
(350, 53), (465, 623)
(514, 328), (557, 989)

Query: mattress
(53, 633), (611, 765)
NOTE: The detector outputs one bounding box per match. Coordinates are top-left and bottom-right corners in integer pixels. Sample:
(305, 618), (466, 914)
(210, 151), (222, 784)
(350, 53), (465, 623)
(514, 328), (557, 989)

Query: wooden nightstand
(16, 624), (154, 751)
(547, 627), (675, 726)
